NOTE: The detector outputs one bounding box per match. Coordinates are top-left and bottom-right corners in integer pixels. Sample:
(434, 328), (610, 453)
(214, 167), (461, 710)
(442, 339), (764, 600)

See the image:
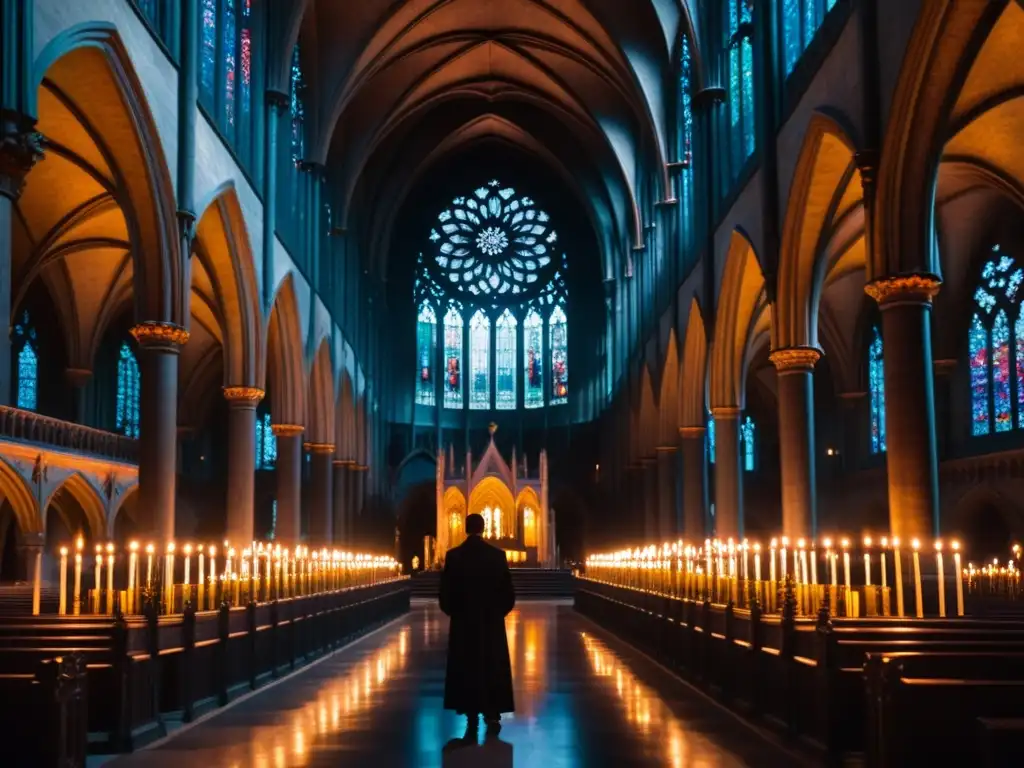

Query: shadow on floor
(442, 736), (513, 767)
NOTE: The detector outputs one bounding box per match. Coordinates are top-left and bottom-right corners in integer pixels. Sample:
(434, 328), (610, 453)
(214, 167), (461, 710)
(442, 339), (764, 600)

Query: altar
(434, 425), (556, 567)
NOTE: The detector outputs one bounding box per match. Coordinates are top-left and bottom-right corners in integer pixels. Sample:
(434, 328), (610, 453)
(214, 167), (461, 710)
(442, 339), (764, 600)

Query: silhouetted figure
(439, 512), (516, 738)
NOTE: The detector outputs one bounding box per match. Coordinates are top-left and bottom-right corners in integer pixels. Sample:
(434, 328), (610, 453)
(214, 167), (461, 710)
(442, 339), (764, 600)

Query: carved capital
(864, 274), (941, 307)
(769, 346), (821, 373)
(655, 445), (678, 453)
(854, 150), (879, 190)
(223, 386), (265, 406)
(332, 459), (353, 468)
(130, 322), (189, 349)
(711, 406), (742, 420)
(304, 442), (336, 455)
(679, 426), (706, 438)
(271, 423), (304, 438)
(0, 128), (43, 200)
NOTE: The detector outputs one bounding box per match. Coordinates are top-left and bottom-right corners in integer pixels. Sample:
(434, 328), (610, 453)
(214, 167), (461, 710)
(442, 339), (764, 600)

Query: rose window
(430, 180), (558, 298)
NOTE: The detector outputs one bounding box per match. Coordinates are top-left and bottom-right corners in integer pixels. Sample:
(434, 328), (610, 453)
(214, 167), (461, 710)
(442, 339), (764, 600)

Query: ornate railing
(0, 406), (137, 463)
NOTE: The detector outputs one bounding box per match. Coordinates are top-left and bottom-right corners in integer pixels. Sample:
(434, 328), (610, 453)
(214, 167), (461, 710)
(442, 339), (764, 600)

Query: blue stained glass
(469, 310), (491, 410)
(970, 314), (990, 436)
(802, 0), (817, 51)
(255, 411), (277, 470)
(223, 0), (236, 126)
(495, 309), (517, 410)
(680, 35), (693, 163)
(993, 309), (1012, 432)
(290, 45), (305, 164)
(1017, 311), (1024, 430)
(741, 416), (756, 472)
(524, 309), (544, 408)
(707, 415), (716, 464)
(443, 305), (463, 408)
(116, 342), (140, 439)
(415, 301), (437, 407)
(549, 304), (568, 405)
(268, 499), (277, 540)
(200, 0), (216, 102)
(741, 37), (755, 159)
(241, 1), (252, 122)
(869, 326), (886, 453)
(13, 311), (37, 412)
(783, 0), (801, 73)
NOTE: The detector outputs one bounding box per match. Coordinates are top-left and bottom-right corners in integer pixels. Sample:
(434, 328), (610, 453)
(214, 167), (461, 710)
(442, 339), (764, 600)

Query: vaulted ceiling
(280, 0), (696, 281)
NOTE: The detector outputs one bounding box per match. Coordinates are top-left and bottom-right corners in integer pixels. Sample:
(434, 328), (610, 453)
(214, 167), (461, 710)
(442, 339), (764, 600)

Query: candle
(880, 537), (888, 590)
(912, 539), (924, 618)
(704, 539), (712, 579)
(742, 540), (749, 581)
(780, 537), (788, 582)
(953, 541), (964, 617)
(754, 544), (761, 582)
(59, 547), (68, 615)
(810, 543), (818, 585)
(935, 540), (946, 617)
(893, 538), (904, 617)
(770, 538), (777, 583)
(842, 539), (851, 593)
(166, 542), (176, 613)
(798, 539), (808, 585)
(824, 539), (837, 586)
(94, 545), (103, 614)
(209, 546), (217, 609)
(864, 537), (872, 586)
(105, 543), (114, 614)
(184, 544), (192, 586)
(146, 543), (154, 590)
(73, 542), (82, 616)
(128, 541), (138, 614)
(198, 546), (205, 588)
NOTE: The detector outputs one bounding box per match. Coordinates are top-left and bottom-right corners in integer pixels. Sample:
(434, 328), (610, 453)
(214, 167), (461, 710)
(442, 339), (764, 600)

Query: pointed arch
(193, 184), (263, 388)
(710, 231), (768, 409)
(679, 297), (708, 428)
(777, 112), (860, 350)
(638, 364), (658, 457)
(34, 24), (180, 326)
(306, 337), (336, 445)
(266, 273), (306, 426)
(335, 371), (356, 461)
(658, 328), (680, 446)
(41, 472), (106, 542)
(0, 458), (39, 535)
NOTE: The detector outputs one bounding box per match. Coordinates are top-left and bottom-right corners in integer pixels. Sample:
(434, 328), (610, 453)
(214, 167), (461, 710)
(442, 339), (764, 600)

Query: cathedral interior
(2, 1), (1024, 766)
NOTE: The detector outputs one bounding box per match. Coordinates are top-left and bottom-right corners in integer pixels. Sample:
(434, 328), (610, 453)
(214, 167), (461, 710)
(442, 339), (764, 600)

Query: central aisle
(111, 601), (800, 767)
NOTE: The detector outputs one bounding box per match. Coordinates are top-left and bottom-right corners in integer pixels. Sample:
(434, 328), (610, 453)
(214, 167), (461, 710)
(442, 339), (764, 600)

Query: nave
(108, 602), (798, 768)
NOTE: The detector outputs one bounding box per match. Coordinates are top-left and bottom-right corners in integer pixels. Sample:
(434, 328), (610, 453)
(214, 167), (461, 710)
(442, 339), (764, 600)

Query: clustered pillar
(678, 426), (706, 540)
(770, 347), (820, 539)
(712, 407), (742, 538)
(306, 443), (335, 543)
(223, 386), (263, 545)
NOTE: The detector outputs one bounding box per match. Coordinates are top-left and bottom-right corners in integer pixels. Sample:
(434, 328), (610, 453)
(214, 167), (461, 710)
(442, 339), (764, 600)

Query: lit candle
(780, 537), (789, 582)
(209, 546), (217, 608)
(842, 539), (851, 593)
(146, 543), (154, 589)
(864, 537), (872, 586)
(810, 542), (818, 585)
(128, 541), (138, 614)
(798, 539), (808, 585)
(953, 541), (964, 617)
(105, 543), (114, 614)
(94, 545), (103, 614)
(935, 540), (946, 618)
(824, 539), (837, 587)
(73, 538), (83, 616)
(184, 544), (192, 586)
(59, 547), (68, 615)
(880, 537), (888, 590)
(198, 545), (205, 589)
(912, 539), (924, 618)
(166, 542), (176, 613)
(893, 537), (904, 617)
(754, 543), (762, 582)
(770, 538), (778, 583)
(742, 540), (749, 581)
(704, 539), (712, 579)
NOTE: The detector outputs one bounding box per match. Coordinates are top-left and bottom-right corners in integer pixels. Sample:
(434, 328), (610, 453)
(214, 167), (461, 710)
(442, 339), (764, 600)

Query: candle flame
(60, 547), (68, 556)
(864, 536), (872, 547)
(912, 538), (921, 551)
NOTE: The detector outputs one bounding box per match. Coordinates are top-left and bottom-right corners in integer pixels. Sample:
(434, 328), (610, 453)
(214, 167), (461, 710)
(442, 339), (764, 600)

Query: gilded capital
(130, 321), (189, 348)
(711, 406), (742, 420)
(304, 442), (336, 454)
(271, 423), (304, 437)
(350, 463), (369, 472)
(678, 426), (706, 438)
(769, 346), (821, 372)
(655, 445), (678, 453)
(223, 386), (264, 405)
(864, 274), (941, 306)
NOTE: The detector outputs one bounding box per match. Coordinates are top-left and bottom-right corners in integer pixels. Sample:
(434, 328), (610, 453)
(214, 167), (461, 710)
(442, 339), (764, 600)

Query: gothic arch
(777, 113), (860, 350)
(0, 458), (40, 535)
(638, 364), (657, 457)
(710, 231), (769, 409)
(679, 296), (707, 428)
(335, 372), (356, 461)
(41, 472), (105, 542)
(266, 273), (306, 426)
(306, 338), (335, 446)
(658, 328), (680, 446)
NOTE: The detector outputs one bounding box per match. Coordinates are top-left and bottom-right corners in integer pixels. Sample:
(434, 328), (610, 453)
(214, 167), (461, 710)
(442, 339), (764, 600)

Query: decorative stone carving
(32, 453), (47, 485)
(304, 442), (335, 454)
(130, 321), (190, 349)
(711, 406), (742, 419)
(678, 426), (706, 438)
(222, 386), (265, 406)
(0, 129), (43, 199)
(769, 346), (822, 372)
(271, 424), (304, 438)
(864, 274), (941, 306)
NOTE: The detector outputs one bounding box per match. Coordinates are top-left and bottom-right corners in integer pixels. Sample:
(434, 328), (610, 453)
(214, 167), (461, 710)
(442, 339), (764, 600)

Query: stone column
(64, 368), (91, 424)
(712, 407), (743, 538)
(769, 347), (821, 538)
(305, 443), (334, 544)
(272, 424), (304, 545)
(679, 426), (706, 541)
(865, 275), (941, 539)
(348, 464), (367, 543)
(656, 446), (678, 539)
(933, 359), (956, 460)
(332, 460), (349, 545)
(223, 386), (262, 545)
(131, 322), (188, 541)
(838, 392), (867, 467)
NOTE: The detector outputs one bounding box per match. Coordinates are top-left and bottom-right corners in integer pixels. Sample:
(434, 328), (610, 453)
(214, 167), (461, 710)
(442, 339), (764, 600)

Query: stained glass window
(869, 326), (886, 453)
(727, 0), (756, 178)
(255, 410), (277, 470)
(495, 309), (517, 410)
(290, 44), (305, 164)
(549, 303), (568, 405)
(969, 246), (1024, 437)
(415, 301), (437, 406)
(524, 309), (544, 409)
(679, 34), (695, 250)
(12, 311), (37, 412)
(469, 310), (491, 409)
(443, 304), (464, 409)
(741, 416), (756, 472)
(198, 0), (255, 168)
(116, 342), (140, 439)
(782, 0), (836, 75)
(200, 0), (216, 102)
(707, 413), (716, 464)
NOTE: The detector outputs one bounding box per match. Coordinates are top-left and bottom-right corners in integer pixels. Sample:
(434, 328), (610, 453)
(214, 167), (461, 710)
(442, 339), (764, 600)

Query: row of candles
(55, 538), (402, 616)
(585, 536), (968, 618)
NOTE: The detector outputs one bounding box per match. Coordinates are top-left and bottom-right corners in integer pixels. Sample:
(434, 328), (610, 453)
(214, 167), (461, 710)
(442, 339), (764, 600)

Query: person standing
(439, 512), (516, 737)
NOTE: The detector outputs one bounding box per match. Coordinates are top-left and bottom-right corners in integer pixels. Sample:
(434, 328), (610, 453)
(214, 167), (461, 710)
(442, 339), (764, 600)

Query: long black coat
(439, 535), (516, 715)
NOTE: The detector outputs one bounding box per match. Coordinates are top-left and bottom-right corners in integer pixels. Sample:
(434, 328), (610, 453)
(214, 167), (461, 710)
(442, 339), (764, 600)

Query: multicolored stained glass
(255, 410), (277, 470)
(1016, 312), (1024, 430)
(782, 0), (836, 75)
(679, 34), (695, 250)
(524, 309), (544, 409)
(116, 342), (140, 439)
(223, 0), (236, 125)
(290, 45), (305, 164)
(469, 310), (491, 409)
(549, 303), (568, 405)
(13, 311), (37, 412)
(707, 414), (716, 464)
(495, 309), (517, 410)
(200, 0), (216, 102)
(992, 309), (1012, 432)
(727, 0), (756, 177)
(443, 304), (463, 409)
(415, 301), (437, 406)
(741, 416), (756, 472)
(869, 326), (886, 453)
(970, 314), (990, 436)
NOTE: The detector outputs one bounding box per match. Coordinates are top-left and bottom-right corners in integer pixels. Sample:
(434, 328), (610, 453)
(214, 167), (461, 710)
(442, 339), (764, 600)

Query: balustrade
(0, 405), (137, 463)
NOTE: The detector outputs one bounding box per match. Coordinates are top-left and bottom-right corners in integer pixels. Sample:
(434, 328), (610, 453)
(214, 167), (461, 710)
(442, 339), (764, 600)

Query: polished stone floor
(108, 601), (803, 767)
